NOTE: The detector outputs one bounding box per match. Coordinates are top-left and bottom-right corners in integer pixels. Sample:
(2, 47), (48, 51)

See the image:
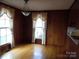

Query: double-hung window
(0, 7), (13, 46)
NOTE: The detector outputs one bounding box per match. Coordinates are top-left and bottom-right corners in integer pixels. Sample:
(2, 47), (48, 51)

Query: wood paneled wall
(23, 14), (32, 44)
(14, 9), (25, 46)
(47, 10), (79, 58)
(47, 11), (68, 46)
(69, 0), (79, 29)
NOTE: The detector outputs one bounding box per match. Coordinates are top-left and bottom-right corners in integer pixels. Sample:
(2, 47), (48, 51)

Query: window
(32, 13), (47, 45)
(0, 8), (13, 46)
(35, 17), (45, 39)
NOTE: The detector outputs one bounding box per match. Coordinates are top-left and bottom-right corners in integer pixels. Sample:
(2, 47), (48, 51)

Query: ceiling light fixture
(22, 0), (31, 16)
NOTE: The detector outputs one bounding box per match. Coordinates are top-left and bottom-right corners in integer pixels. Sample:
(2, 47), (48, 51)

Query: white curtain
(0, 6), (14, 47)
(32, 12), (47, 44)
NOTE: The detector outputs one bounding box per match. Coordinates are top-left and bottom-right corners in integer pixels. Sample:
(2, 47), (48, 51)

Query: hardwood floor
(0, 44), (76, 59)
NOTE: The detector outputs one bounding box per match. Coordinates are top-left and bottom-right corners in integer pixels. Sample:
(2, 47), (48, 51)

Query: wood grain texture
(1, 44), (78, 59)
(47, 11), (68, 46)
(23, 14), (32, 44)
(14, 9), (25, 46)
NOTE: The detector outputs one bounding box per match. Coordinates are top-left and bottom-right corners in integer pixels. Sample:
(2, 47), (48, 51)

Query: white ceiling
(0, 0), (75, 11)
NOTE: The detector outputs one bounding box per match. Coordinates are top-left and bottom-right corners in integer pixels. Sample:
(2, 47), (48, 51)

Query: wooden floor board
(0, 44), (74, 59)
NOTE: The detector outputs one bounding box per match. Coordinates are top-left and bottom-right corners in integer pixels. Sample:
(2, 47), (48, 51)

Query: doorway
(32, 13), (47, 45)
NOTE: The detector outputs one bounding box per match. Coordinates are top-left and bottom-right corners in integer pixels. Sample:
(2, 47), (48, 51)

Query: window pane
(6, 29), (12, 44)
(35, 18), (43, 28)
(35, 28), (43, 39)
(0, 13), (13, 45)
(0, 14), (11, 28)
(0, 29), (7, 45)
(0, 16), (5, 28)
